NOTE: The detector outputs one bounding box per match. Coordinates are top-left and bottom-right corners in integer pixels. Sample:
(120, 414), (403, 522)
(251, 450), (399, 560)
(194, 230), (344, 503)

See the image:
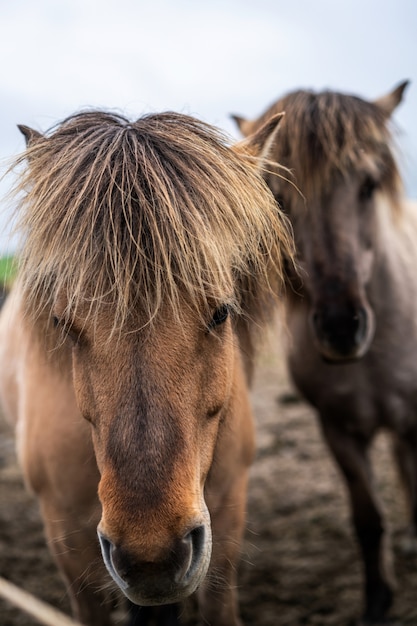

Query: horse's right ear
(233, 112), (285, 164)
(374, 80), (410, 117)
(18, 124), (43, 147)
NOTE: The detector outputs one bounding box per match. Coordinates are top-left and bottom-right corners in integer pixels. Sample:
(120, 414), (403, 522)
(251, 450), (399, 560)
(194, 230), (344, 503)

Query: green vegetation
(0, 255), (17, 287)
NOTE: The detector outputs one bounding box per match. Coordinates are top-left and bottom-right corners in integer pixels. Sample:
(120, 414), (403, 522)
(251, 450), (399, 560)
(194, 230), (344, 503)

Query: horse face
(54, 299), (235, 605)
(233, 83), (408, 365)
(270, 171), (377, 362)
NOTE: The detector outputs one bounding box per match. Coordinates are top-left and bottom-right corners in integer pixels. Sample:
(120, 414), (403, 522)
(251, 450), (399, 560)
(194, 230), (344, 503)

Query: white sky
(1, 0), (416, 253)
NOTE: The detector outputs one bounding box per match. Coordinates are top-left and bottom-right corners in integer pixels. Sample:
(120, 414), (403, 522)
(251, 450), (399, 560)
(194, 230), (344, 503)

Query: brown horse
(0, 111), (293, 626)
(233, 81), (416, 624)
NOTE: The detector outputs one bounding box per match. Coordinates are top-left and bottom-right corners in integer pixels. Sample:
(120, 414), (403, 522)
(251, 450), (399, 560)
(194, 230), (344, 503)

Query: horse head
(233, 81), (408, 362)
(16, 110), (291, 608)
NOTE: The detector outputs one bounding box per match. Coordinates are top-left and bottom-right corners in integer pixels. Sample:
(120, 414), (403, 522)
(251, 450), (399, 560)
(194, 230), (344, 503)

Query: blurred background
(1, 0), (416, 252)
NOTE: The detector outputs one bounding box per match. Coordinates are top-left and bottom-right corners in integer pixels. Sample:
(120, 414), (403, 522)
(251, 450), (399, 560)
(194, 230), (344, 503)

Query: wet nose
(97, 524), (208, 603)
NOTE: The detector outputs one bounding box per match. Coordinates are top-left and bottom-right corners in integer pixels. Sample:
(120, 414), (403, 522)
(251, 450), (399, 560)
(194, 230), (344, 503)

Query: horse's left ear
(374, 80), (410, 117)
(233, 112), (285, 164)
(18, 124), (43, 147)
(230, 114), (256, 138)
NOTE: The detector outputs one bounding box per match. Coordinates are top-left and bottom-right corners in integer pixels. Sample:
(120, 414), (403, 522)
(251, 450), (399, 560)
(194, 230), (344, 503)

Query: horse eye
(275, 195), (286, 212)
(359, 177), (377, 201)
(52, 315), (79, 344)
(208, 304), (230, 330)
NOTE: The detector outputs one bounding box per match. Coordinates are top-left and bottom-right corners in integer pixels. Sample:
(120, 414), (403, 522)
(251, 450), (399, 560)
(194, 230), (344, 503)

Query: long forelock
(12, 110), (292, 335)
(261, 89), (402, 201)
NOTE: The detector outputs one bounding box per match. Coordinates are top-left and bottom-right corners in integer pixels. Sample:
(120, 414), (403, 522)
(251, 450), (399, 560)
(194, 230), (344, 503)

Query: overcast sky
(1, 0), (416, 253)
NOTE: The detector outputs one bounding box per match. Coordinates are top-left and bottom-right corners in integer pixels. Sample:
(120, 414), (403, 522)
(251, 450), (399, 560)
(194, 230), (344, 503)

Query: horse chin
(320, 351), (363, 364)
(122, 562), (210, 606)
(316, 337), (372, 364)
(120, 542), (212, 606)
(100, 515), (213, 607)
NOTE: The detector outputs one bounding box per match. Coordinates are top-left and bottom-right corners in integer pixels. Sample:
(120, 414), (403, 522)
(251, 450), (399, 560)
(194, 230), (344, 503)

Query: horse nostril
(98, 531), (112, 565)
(97, 530), (129, 590)
(309, 299), (373, 359)
(312, 311), (320, 331)
(180, 525), (206, 584)
(175, 531), (193, 583)
(354, 307), (368, 343)
(189, 525), (205, 563)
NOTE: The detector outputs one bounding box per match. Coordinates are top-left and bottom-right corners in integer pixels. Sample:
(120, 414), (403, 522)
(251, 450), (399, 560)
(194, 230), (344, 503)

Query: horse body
(233, 82), (417, 623)
(0, 111), (292, 625)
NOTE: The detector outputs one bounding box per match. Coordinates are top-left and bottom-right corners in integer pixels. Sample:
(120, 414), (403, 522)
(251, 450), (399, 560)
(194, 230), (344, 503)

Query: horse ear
(230, 114), (257, 138)
(18, 124), (43, 147)
(374, 80), (410, 117)
(233, 112), (285, 162)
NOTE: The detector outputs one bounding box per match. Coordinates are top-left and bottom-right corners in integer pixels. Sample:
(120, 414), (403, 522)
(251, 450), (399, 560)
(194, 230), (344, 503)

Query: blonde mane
(12, 110), (292, 334)
(251, 89), (403, 202)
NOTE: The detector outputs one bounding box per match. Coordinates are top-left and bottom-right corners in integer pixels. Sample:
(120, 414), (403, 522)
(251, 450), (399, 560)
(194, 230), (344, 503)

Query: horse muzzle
(97, 520), (212, 605)
(310, 301), (375, 362)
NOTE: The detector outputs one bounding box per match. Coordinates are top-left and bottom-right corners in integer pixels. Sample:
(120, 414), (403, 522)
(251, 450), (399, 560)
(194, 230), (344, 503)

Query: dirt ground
(1, 324), (417, 626)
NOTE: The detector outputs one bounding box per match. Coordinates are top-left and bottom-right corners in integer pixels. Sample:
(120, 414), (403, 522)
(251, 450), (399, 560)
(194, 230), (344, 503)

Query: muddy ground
(1, 324), (417, 626)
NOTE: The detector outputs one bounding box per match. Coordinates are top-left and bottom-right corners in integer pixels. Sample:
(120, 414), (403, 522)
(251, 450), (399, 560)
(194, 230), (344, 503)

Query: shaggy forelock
(12, 110), (292, 334)
(256, 89), (402, 200)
